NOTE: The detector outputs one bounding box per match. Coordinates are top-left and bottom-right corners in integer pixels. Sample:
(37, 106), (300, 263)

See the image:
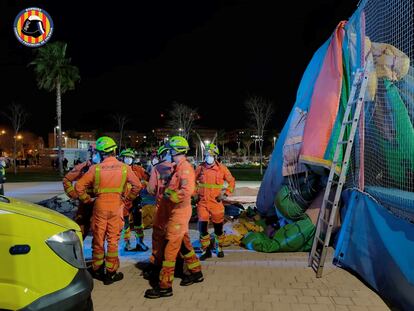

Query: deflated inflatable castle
(253, 0), (414, 309)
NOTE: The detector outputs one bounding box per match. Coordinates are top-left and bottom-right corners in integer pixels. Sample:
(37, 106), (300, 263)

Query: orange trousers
(91, 197), (124, 273)
(158, 207), (201, 289)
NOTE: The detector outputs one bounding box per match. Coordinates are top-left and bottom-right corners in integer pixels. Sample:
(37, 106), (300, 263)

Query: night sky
(1, 0), (359, 139)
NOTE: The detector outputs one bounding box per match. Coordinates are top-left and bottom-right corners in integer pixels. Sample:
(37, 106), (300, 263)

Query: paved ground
(5, 182), (393, 311)
(88, 229), (392, 311)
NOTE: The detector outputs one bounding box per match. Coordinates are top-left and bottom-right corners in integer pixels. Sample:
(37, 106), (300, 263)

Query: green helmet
(96, 136), (117, 153)
(205, 143), (219, 156)
(157, 145), (169, 156)
(168, 136), (190, 154)
(120, 148), (135, 158)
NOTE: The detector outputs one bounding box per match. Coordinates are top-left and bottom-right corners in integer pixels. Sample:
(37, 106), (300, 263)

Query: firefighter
(195, 143), (236, 260)
(119, 148), (149, 251)
(76, 136), (142, 285)
(144, 144), (174, 280)
(144, 136), (203, 299)
(63, 150), (97, 240)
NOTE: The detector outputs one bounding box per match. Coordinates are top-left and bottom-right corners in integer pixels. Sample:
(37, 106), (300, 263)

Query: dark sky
(0, 0), (360, 138)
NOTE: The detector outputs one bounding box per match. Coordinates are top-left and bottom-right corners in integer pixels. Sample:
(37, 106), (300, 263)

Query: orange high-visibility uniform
(158, 158), (202, 289)
(147, 161), (174, 266)
(76, 156), (142, 273)
(195, 162), (235, 223)
(63, 160), (93, 239)
(122, 165), (149, 241)
(195, 161), (235, 250)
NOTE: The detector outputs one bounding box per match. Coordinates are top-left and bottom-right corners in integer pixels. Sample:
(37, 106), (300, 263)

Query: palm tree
(29, 41), (80, 176)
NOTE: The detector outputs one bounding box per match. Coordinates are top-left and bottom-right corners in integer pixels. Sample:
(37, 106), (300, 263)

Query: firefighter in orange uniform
(63, 152), (96, 240)
(195, 143), (235, 260)
(76, 137), (142, 285)
(119, 148), (150, 251)
(144, 145), (174, 280)
(144, 136), (203, 299)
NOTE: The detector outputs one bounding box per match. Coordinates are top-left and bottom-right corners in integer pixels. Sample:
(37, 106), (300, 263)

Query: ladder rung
(328, 179), (338, 185)
(342, 120), (354, 125)
(318, 218), (329, 226)
(326, 199), (335, 206)
(338, 140), (348, 145)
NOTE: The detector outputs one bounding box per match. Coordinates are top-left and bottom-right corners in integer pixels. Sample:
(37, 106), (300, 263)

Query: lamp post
(273, 136), (276, 147)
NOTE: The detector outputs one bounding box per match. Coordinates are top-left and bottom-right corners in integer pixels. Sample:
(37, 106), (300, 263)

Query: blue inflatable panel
(335, 189), (414, 311)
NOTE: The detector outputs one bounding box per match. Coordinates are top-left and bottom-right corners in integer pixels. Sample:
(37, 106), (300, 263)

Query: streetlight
(273, 136), (276, 147)
(204, 140), (210, 146)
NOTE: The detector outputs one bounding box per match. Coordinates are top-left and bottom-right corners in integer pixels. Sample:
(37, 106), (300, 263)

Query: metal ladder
(309, 67), (369, 278)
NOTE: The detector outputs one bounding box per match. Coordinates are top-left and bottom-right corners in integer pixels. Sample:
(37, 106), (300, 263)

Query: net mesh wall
(345, 0), (414, 222)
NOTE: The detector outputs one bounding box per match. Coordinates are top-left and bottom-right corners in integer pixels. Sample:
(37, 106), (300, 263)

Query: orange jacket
(195, 161), (235, 199)
(132, 165), (149, 184)
(63, 160), (92, 199)
(164, 158), (195, 209)
(75, 157), (142, 207)
(147, 161), (174, 199)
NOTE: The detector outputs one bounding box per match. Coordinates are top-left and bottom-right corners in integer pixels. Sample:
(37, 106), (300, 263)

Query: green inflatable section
(275, 185), (306, 220)
(242, 216), (316, 253)
(380, 79), (414, 185)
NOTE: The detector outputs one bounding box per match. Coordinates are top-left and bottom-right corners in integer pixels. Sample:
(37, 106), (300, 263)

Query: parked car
(0, 196), (93, 311)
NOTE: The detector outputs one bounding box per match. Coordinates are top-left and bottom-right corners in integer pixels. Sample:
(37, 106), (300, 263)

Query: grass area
(228, 168), (264, 181)
(5, 168), (62, 182)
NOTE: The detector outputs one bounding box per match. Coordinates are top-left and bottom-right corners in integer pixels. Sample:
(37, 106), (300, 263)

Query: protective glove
(216, 193), (228, 202)
(192, 194), (200, 204)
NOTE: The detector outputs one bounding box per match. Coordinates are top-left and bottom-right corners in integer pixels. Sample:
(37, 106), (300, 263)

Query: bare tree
(242, 134), (254, 160)
(112, 114), (130, 150)
(3, 104), (28, 174)
(245, 96), (274, 175)
(167, 102), (197, 140)
(216, 130), (228, 158)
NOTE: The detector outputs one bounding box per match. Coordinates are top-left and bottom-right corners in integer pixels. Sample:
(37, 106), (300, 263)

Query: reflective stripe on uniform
(106, 251), (118, 257)
(162, 260), (176, 268)
(198, 183), (224, 189)
(65, 185), (75, 194)
(94, 164), (128, 194)
(93, 259), (104, 267)
(183, 250), (195, 258)
(187, 261), (201, 270)
(93, 253), (105, 259)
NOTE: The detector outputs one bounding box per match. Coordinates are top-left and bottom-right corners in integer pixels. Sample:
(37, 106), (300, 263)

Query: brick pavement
(89, 229), (392, 311)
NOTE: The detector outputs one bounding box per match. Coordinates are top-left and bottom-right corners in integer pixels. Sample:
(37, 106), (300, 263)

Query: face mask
(205, 155), (215, 165)
(124, 157), (133, 165)
(151, 157), (159, 166)
(92, 153), (101, 164)
(164, 153), (172, 163)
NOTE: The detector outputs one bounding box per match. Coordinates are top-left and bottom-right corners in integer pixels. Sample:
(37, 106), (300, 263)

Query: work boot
(87, 265), (105, 281)
(135, 238), (149, 252)
(144, 287), (173, 299)
(215, 242), (224, 258)
(214, 234), (224, 258)
(103, 271), (124, 285)
(199, 248), (212, 261)
(180, 271), (204, 286)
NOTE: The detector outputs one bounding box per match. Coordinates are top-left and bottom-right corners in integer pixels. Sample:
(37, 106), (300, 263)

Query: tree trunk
(259, 142), (263, 175)
(56, 81), (63, 176)
(13, 133), (17, 174)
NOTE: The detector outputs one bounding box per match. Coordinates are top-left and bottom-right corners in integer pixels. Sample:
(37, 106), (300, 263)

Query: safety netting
(345, 0), (414, 223)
